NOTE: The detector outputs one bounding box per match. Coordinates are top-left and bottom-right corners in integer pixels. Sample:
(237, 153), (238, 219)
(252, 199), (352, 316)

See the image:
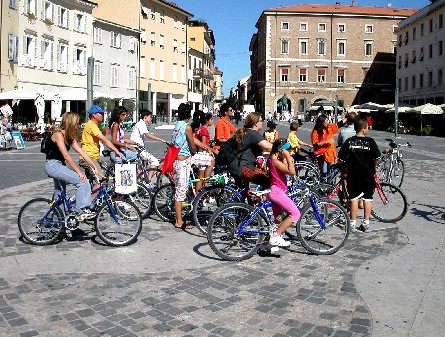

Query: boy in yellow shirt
(287, 121), (311, 161)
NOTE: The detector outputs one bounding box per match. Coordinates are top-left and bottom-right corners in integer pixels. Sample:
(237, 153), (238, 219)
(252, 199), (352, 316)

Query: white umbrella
(0, 88), (36, 100)
(60, 88), (121, 100)
(408, 103), (443, 131)
(35, 86), (45, 133)
(52, 87), (62, 120)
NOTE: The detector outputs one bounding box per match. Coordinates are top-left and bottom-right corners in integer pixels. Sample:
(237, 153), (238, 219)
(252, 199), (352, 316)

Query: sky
(172, 0), (430, 97)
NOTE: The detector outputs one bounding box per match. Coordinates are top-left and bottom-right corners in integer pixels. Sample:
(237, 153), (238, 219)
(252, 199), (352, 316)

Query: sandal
(174, 222), (193, 230)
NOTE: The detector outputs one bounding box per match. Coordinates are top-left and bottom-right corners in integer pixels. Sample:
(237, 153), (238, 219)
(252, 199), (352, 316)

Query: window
(159, 35), (164, 48)
(404, 54), (408, 67)
(439, 14), (443, 29)
(428, 71), (433, 86)
(421, 23), (424, 36)
(438, 68), (443, 85)
(110, 65), (119, 87)
(429, 19), (433, 33)
(365, 41), (373, 56)
(24, 0), (36, 15)
(281, 22), (289, 31)
(9, 0), (16, 9)
(128, 37), (136, 52)
(93, 62), (102, 85)
(140, 56), (145, 78)
(413, 27), (416, 40)
(337, 69), (345, 83)
(73, 47), (86, 75)
(337, 40), (345, 56)
(111, 32), (121, 48)
(317, 69), (326, 83)
(23, 34), (37, 67)
(57, 6), (69, 28)
(57, 42), (68, 72)
(150, 58), (155, 79)
(411, 75), (416, 89)
(404, 32), (409, 45)
(429, 44), (433, 58)
(181, 65), (186, 84)
(182, 18), (186, 31)
(128, 67), (135, 89)
(317, 39), (325, 55)
(300, 22), (308, 31)
(7, 34), (18, 62)
(42, 1), (53, 21)
(280, 68), (289, 81)
(172, 63), (177, 82)
(159, 60), (164, 80)
(338, 23), (345, 32)
(299, 39), (308, 55)
(398, 78), (402, 90)
(404, 77), (408, 91)
(181, 42), (186, 54)
(141, 4), (148, 16)
(393, 25), (398, 33)
(40, 38), (53, 70)
(318, 23), (326, 32)
(151, 6), (155, 20)
(420, 47), (424, 61)
(93, 27), (102, 44)
(419, 73), (424, 87)
(365, 24), (373, 33)
(160, 10), (165, 23)
(174, 15), (178, 29)
(140, 30), (146, 43)
(281, 39), (289, 54)
(398, 55), (402, 68)
(439, 40), (443, 56)
(74, 13), (86, 32)
(173, 39), (178, 52)
(150, 32), (155, 46)
(411, 50), (416, 63)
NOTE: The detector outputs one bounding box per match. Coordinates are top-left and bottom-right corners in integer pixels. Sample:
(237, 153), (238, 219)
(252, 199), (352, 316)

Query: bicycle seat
(102, 149), (111, 157)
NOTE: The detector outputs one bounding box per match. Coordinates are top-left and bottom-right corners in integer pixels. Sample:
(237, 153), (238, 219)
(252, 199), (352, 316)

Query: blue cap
(278, 141), (291, 152)
(88, 105), (105, 114)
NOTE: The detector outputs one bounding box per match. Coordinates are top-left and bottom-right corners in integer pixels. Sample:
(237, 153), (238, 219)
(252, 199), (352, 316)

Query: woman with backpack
(44, 112), (99, 221)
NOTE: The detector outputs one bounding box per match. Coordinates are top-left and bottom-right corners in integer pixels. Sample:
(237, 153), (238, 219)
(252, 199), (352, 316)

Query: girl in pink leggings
(267, 138), (301, 247)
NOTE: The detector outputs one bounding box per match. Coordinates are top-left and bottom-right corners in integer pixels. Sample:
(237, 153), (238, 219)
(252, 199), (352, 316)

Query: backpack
(40, 132), (53, 154)
(215, 137), (248, 169)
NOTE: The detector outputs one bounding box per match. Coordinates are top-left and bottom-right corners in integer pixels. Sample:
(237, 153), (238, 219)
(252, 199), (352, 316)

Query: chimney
(336, 2), (340, 5)
(351, 0), (355, 6)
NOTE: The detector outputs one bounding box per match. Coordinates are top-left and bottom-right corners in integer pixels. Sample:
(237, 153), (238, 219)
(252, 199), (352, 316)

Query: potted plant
(26, 12), (36, 20)
(43, 18), (53, 26)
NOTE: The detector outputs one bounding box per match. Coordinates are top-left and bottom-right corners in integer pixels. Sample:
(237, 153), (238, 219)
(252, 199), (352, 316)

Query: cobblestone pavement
(0, 158), (442, 337)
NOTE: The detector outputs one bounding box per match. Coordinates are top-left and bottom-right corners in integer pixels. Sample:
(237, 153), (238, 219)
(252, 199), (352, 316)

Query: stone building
(250, 3), (418, 118)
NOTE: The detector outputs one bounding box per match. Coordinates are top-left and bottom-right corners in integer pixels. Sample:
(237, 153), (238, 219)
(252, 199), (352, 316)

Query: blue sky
(173, 0), (430, 97)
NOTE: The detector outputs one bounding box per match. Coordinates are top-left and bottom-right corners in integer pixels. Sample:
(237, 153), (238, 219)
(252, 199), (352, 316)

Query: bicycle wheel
(128, 183), (152, 218)
(371, 182), (408, 223)
(18, 198), (65, 245)
(153, 184), (193, 222)
(192, 185), (239, 234)
(390, 159), (405, 187)
(94, 199), (142, 246)
(207, 203), (266, 261)
(138, 167), (173, 189)
(377, 157), (389, 183)
(294, 161), (321, 186)
(296, 198), (350, 255)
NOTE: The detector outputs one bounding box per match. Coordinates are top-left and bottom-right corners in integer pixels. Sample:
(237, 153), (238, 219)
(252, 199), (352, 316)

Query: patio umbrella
(0, 88), (37, 100)
(52, 87), (62, 120)
(408, 103), (443, 130)
(35, 86), (45, 133)
(358, 102), (387, 111)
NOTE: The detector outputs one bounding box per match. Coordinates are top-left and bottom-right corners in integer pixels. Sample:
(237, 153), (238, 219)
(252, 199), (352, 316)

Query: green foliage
(421, 124), (433, 136)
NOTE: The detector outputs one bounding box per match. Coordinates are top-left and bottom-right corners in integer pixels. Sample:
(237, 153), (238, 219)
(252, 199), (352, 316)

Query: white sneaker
(359, 221), (370, 232)
(76, 208), (96, 221)
(269, 235), (291, 247)
(349, 220), (357, 233)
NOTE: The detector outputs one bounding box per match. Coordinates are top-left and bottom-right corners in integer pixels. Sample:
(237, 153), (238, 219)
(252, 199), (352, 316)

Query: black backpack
(40, 132), (53, 154)
(215, 137), (248, 169)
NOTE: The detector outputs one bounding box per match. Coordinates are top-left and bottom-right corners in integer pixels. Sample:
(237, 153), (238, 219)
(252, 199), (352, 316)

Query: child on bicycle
(338, 117), (381, 232)
(266, 138), (301, 247)
(287, 121), (312, 162)
(44, 112), (99, 221)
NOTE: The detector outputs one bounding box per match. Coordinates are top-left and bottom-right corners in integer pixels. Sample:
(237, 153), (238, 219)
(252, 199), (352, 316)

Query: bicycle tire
(390, 159), (405, 187)
(296, 198), (350, 255)
(152, 184), (193, 222)
(207, 203), (266, 261)
(371, 182), (408, 223)
(294, 161), (321, 186)
(94, 199), (142, 246)
(18, 198), (65, 245)
(192, 185), (239, 234)
(138, 167), (173, 189)
(128, 183), (152, 218)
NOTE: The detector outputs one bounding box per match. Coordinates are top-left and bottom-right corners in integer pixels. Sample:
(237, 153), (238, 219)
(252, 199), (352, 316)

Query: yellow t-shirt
(81, 120), (102, 160)
(287, 133), (300, 155)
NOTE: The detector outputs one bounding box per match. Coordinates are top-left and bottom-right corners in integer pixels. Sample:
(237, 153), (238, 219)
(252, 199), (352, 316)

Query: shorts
(79, 158), (104, 184)
(173, 157), (192, 201)
(141, 152), (160, 166)
(347, 175), (375, 201)
(191, 151), (213, 170)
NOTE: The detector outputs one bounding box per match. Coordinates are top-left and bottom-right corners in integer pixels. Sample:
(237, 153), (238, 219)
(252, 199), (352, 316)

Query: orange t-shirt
(311, 123), (339, 164)
(214, 117), (236, 146)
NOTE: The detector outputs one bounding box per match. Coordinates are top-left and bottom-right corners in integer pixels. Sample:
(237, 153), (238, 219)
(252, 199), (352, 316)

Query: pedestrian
(287, 121), (312, 162)
(45, 112), (99, 221)
(109, 106), (140, 163)
(130, 109), (169, 184)
(338, 117), (381, 232)
(171, 103), (196, 230)
(267, 138), (301, 248)
(214, 103), (237, 149)
(337, 112), (357, 147)
(227, 112), (272, 189)
(311, 113), (346, 180)
(263, 120), (279, 144)
(79, 105), (122, 197)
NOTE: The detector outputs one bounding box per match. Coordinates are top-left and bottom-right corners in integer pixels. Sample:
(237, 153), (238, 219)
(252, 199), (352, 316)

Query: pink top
(268, 157), (287, 190)
(195, 126), (210, 146)
(111, 122), (125, 144)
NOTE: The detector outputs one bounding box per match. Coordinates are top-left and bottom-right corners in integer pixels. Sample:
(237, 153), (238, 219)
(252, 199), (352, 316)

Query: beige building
(396, 0), (445, 105)
(187, 19), (215, 112)
(250, 4), (417, 117)
(139, 0), (191, 121)
(212, 66), (223, 108)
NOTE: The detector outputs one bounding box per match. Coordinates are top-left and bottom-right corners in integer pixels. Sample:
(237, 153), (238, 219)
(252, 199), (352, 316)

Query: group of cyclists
(43, 101), (382, 248)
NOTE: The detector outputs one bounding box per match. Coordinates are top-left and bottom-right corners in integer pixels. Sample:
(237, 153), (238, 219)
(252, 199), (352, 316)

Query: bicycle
(18, 171), (143, 247)
(317, 171), (408, 223)
(207, 186), (350, 261)
(377, 138), (412, 187)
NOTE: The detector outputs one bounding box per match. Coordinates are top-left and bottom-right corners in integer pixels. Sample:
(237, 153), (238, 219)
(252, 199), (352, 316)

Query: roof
(264, 4), (418, 17)
(158, 0), (193, 17)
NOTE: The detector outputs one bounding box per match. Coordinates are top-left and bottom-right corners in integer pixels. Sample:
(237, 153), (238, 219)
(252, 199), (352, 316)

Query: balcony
(193, 68), (203, 78)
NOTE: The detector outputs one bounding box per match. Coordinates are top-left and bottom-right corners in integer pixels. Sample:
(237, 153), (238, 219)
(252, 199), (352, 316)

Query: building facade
(1, 0), (20, 92)
(396, 0), (445, 105)
(250, 4), (417, 118)
(212, 66), (223, 109)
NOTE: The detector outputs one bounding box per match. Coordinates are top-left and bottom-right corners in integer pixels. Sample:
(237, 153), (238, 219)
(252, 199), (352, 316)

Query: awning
(59, 88), (121, 100)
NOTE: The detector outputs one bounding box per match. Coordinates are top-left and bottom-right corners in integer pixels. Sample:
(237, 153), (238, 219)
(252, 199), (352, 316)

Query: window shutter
(282, 68), (288, 75)
(14, 36), (19, 62)
(8, 34), (14, 60)
(300, 68), (306, 75)
(338, 69), (344, 76)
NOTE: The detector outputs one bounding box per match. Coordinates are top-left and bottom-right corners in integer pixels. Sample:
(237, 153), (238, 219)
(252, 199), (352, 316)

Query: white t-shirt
(130, 120), (150, 146)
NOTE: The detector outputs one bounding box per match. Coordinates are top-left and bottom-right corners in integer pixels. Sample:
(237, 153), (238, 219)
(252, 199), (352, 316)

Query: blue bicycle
(18, 174), (143, 247)
(207, 185), (350, 261)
